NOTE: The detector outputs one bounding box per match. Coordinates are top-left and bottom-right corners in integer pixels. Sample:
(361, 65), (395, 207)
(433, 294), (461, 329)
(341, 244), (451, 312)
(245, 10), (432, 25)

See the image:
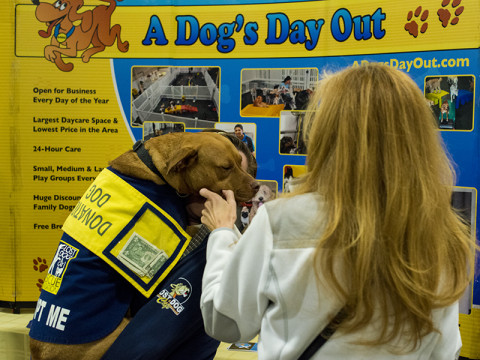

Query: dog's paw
(81, 53), (92, 63)
(119, 40), (129, 53)
(44, 46), (57, 61)
(404, 6), (429, 38)
(33, 257), (48, 273)
(36, 278), (44, 292)
(437, 0), (464, 27)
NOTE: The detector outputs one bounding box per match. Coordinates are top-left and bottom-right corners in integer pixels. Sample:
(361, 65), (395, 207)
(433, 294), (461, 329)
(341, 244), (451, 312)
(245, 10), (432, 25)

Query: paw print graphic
(36, 278), (44, 292)
(438, 0), (464, 27)
(405, 6), (429, 38)
(33, 257), (48, 272)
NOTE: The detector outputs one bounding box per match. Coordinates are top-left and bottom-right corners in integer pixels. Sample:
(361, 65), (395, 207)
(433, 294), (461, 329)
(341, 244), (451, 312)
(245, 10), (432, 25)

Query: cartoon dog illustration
(170, 283), (190, 298)
(33, 0), (129, 72)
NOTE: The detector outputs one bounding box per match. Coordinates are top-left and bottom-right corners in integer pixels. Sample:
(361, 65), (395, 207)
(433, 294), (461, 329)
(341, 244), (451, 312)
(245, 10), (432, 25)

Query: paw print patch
(438, 0), (464, 27)
(33, 257), (49, 291)
(33, 257), (48, 272)
(405, 6), (429, 38)
(36, 278), (44, 292)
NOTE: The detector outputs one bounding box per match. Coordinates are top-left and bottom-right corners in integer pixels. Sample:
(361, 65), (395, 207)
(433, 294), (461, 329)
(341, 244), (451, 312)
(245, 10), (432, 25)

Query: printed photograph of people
(215, 122), (256, 157)
(131, 66), (220, 128)
(142, 122), (184, 141)
(240, 68), (317, 117)
(424, 75), (474, 130)
(279, 111), (307, 155)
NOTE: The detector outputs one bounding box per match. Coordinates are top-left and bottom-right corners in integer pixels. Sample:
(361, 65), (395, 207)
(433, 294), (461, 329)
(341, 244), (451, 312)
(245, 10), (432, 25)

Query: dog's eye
(60, 3), (67, 10)
(221, 165), (233, 171)
(54, 0), (61, 7)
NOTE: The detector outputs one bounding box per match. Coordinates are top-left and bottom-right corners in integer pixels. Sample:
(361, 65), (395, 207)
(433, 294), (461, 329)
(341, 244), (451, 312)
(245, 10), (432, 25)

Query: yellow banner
(7, 55), (133, 302)
(0, 1), (15, 302)
(15, 0), (479, 60)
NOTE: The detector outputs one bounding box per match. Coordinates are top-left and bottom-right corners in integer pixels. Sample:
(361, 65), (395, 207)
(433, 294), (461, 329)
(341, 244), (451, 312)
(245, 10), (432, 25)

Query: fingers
(222, 190), (235, 204)
(200, 188), (237, 230)
(199, 188), (221, 201)
(200, 212), (214, 231)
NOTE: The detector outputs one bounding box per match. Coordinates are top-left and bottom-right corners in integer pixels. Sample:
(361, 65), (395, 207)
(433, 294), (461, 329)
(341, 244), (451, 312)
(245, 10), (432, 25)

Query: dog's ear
(79, 11), (93, 32)
(166, 146), (198, 174)
(80, 11), (93, 32)
(67, 0), (93, 32)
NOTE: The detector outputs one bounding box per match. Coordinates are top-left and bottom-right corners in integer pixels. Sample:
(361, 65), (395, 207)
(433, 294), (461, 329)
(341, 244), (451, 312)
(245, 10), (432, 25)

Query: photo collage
(130, 66), (318, 227)
(130, 67), (476, 259)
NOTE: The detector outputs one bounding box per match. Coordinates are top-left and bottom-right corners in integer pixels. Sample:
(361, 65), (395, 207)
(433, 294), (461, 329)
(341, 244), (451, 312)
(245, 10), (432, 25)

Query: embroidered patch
(156, 277), (192, 315)
(42, 241), (79, 295)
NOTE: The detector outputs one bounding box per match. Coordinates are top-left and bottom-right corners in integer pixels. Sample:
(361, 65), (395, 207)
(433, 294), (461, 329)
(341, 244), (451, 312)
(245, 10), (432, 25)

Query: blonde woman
(199, 63), (476, 359)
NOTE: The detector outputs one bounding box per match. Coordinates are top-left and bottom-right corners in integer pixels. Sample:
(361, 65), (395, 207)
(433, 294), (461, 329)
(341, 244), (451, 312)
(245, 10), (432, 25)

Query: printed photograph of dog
(424, 75), (474, 130)
(283, 165), (306, 194)
(279, 111), (307, 155)
(131, 66), (220, 128)
(240, 68), (317, 117)
(240, 180), (277, 231)
(34, 0), (129, 72)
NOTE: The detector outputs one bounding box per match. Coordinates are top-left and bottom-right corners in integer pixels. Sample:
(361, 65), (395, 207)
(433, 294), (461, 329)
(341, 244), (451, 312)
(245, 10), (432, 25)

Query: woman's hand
(199, 188), (237, 231)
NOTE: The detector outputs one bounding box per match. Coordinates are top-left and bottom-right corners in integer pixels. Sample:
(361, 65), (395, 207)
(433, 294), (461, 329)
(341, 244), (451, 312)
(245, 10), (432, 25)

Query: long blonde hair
(297, 63), (475, 348)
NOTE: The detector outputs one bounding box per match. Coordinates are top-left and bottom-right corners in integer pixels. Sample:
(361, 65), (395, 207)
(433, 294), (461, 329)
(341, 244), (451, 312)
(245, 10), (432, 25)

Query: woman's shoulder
(263, 193), (326, 246)
(265, 192), (323, 212)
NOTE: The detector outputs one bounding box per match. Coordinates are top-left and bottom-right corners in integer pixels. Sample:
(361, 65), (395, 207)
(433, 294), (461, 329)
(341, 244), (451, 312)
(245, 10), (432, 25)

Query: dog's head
(447, 76), (458, 86)
(146, 132), (258, 202)
(252, 184), (274, 204)
(295, 89), (313, 110)
(441, 100), (449, 112)
(240, 206), (250, 226)
(280, 136), (295, 153)
(35, 0), (83, 38)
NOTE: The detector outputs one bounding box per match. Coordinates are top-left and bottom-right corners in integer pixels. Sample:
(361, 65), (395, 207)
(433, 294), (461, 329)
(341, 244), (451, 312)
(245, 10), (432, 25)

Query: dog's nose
(259, 197), (264, 202)
(32, 0), (40, 4)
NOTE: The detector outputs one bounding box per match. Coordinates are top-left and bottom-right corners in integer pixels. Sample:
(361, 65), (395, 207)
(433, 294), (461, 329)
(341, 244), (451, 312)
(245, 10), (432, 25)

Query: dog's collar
(133, 140), (169, 183)
(133, 140), (188, 197)
(54, 24), (75, 43)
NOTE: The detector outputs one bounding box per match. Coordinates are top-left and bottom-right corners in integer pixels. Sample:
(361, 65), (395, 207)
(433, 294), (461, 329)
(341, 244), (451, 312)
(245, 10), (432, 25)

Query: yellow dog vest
(62, 168), (191, 297)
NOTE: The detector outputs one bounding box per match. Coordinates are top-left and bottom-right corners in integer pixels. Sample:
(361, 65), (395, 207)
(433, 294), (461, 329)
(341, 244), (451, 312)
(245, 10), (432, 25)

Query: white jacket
(201, 193), (462, 359)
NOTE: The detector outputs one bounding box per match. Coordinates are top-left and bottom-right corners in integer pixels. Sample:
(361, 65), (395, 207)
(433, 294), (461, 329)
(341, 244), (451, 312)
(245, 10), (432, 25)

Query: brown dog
(34, 0), (129, 72)
(110, 132), (257, 200)
(29, 132), (258, 360)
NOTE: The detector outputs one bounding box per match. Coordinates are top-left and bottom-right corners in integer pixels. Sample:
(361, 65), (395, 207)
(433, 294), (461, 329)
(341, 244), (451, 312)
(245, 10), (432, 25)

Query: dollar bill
(117, 232), (169, 278)
(145, 250), (169, 278)
(119, 257), (146, 277)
